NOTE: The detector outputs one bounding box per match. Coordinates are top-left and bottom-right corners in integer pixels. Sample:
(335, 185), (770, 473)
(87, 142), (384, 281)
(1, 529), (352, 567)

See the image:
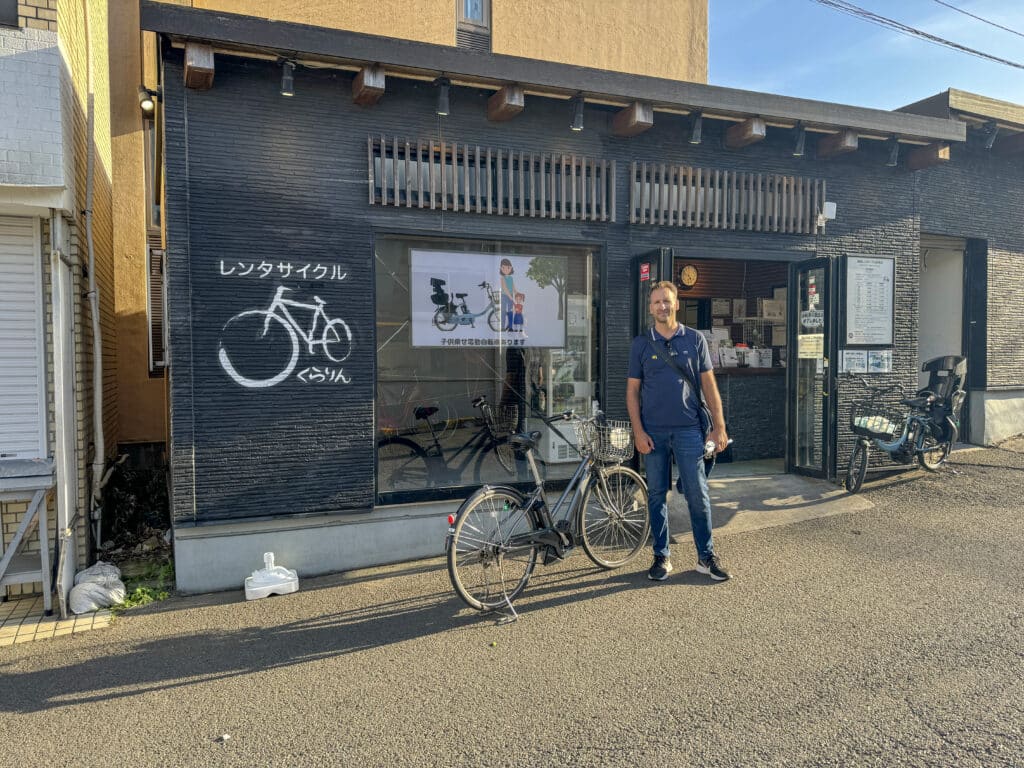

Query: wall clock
(680, 263), (699, 288)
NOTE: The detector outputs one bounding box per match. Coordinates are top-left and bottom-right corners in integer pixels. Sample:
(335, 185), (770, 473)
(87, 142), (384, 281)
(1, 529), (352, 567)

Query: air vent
(456, 28), (491, 53)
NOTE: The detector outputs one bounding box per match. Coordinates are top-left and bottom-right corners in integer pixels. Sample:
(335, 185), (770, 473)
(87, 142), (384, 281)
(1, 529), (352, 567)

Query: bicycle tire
(377, 436), (432, 492)
(218, 310), (298, 389)
(918, 435), (951, 471)
(487, 308), (501, 333)
(845, 440), (868, 493)
(471, 435), (517, 482)
(321, 318), (353, 363)
(433, 307), (457, 332)
(447, 487), (538, 611)
(578, 465), (650, 569)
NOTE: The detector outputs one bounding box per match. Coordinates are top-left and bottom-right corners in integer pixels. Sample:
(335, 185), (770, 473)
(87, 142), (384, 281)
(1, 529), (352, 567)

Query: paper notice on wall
(841, 349), (868, 373)
(798, 333), (824, 359)
(719, 347), (739, 368)
(712, 298), (732, 316)
(772, 325), (787, 346)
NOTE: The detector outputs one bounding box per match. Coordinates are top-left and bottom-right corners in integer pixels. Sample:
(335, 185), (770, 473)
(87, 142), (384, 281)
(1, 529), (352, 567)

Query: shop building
(135, 2), (1022, 593)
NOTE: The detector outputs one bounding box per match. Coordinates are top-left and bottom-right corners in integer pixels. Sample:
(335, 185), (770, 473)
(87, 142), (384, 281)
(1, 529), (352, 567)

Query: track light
(280, 60), (295, 97)
(137, 86), (157, 115)
(981, 121), (999, 150)
(792, 121), (806, 157)
(689, 112), (703, 145)
(435, 77), (450, 116)
(885, 135), (899, 167)
(570, 94), (584, 132)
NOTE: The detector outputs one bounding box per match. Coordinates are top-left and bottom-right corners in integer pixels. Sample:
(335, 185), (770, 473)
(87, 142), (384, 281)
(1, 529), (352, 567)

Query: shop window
(376, 236), (598, 504)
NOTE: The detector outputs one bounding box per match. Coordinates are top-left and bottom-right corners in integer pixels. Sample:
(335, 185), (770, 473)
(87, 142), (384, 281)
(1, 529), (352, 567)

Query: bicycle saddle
(509, 431), (541, 452)
(414, 406), (439, 420)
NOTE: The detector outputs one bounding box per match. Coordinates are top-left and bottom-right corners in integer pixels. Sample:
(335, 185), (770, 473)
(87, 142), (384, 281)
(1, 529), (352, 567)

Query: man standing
(627, 281), (732, 582)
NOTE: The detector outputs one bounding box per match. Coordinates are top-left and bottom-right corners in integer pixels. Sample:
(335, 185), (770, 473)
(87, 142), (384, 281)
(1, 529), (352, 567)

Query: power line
(809, 0), (1024, 70)
(929, 0), (1024, 40)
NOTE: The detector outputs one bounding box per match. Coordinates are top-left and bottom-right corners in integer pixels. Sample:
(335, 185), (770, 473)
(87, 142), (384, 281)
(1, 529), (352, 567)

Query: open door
(632, 248), (673, 336)
(787, 257), (834, 478)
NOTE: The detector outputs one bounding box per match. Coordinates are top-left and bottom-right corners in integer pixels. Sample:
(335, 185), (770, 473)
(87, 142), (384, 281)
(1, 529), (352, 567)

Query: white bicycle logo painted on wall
(218, 285), (353, 388)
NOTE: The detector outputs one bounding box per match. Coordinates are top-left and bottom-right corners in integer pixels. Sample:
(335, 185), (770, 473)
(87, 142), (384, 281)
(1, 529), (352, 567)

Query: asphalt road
(3, 445), (1022, 767)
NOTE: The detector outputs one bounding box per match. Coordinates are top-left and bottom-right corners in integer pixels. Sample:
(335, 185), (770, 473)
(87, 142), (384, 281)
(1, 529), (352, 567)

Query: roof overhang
(139, 0), (965, 146)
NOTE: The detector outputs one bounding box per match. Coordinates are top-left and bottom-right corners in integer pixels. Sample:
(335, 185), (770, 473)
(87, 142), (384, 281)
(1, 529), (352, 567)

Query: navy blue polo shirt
(628, 326), (712, 431)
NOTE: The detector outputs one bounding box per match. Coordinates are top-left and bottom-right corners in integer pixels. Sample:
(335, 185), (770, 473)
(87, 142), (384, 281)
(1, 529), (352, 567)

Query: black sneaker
(696, 554), (731, 581)
(648, 555), (672, 581)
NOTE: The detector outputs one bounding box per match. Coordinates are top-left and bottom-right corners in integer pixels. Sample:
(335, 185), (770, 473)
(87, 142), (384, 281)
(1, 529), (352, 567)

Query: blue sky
(709, 0), (1024, 110)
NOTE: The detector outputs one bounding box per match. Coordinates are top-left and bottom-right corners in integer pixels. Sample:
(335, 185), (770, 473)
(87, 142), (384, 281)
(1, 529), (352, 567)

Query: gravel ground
(2, 445), (1022, 767)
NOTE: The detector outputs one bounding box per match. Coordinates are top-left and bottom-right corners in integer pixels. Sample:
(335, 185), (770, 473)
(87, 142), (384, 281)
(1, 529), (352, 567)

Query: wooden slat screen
(369, 136), (616, 223)
(629, 162), (825, 234)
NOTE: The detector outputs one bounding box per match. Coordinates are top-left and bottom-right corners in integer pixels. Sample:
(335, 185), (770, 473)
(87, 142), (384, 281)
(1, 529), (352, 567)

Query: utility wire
(929, 0), (1024, 40)
(809, 0), (1024, 70)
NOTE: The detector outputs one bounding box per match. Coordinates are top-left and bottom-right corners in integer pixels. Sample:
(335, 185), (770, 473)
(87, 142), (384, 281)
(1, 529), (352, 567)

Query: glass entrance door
(788, 258), (833, 477)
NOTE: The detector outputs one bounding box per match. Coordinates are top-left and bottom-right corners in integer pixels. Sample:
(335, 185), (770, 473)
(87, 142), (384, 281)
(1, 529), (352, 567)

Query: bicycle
(445, 409), (650, 617)
(430, 278), (502, 333)
(218, 285), (352, 389)
(377, 394), (517, 492)
(845, 355), (967, 493)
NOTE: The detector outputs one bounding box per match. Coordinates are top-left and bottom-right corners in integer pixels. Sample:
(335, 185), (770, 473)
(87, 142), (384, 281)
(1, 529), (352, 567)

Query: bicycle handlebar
(543, 410), (574, 425)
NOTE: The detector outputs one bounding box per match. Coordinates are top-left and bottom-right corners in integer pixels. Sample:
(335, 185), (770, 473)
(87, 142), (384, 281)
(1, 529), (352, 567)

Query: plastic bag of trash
(69, 578), (126, 614)
(74, 560), (122, 586)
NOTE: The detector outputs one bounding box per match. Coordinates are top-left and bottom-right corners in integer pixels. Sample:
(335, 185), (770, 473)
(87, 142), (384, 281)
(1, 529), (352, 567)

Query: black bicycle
(845, 355), (967, 493)
(445, 409), (650, 617)
(377, 394), (516, 492)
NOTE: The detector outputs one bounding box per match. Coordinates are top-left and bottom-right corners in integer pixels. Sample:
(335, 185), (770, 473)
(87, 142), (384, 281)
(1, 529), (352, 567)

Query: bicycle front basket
(849, 397), (902, 439)
(574, 419), (634, 463)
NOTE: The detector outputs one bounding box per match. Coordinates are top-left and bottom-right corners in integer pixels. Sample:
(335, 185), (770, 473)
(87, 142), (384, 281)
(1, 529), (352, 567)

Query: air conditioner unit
(526, 419), (581, 464)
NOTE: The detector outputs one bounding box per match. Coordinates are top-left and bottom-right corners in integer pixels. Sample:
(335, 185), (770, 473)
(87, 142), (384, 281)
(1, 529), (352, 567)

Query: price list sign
(845, 256), (894, 346)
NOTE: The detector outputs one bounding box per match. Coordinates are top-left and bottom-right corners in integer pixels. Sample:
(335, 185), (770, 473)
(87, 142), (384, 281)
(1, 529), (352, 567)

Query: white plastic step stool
(244, 552), (298, 600)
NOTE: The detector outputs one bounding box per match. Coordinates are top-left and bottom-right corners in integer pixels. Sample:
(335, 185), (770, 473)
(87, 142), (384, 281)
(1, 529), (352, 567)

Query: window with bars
(368, 136), (617, 223)
(147, 234), (166, 375)
(629, 162), (825, 234)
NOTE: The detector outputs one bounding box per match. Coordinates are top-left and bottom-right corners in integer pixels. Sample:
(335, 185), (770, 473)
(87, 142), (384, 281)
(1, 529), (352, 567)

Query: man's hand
(634, 429), (654, 455)
(709, 426), (729, 454)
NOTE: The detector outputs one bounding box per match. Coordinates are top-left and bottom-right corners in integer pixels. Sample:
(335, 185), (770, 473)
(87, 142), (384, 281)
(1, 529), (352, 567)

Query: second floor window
(458, 0), (490, 31)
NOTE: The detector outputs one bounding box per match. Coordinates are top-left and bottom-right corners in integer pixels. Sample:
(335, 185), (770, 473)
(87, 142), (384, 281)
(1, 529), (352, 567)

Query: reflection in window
(459, 0), (489, 29)
(376, 237), (597, 504)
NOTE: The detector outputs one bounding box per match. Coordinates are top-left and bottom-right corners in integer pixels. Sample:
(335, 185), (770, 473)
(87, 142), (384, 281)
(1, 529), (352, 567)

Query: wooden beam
(183, 42), (214, 89)
(725, 117), (766, 149)
(994, 131), (1024, 155)
(816, 129), (858, 159)
(611, 101), (654, 137)
(352, 64), (385, 106)
(905, 142), (950, 171)
(486, 85), (524, 122)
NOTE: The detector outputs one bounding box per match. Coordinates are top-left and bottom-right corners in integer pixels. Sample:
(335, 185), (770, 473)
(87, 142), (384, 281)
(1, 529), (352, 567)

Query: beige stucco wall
(148, 0), (708, 81)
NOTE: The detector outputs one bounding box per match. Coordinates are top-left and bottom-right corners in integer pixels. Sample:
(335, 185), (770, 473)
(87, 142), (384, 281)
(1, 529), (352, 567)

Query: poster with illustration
(410, 250), (567, 348)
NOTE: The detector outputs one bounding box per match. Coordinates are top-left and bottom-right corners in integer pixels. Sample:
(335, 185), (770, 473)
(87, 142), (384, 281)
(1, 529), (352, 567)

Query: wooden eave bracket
(906, 142), (950, 171)
(725, 117), (766, 149)
(184, 42), (214, 89)
(994, 131), (1024, 155)
(487, 85), (524, 122)
(816, 129), (858, 159)
(353, 64), (386, 106)
(611, 101), (654, 137)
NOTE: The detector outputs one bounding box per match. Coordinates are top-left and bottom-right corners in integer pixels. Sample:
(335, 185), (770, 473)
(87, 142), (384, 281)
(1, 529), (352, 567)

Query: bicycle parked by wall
(845, 355), (967, 493)
(445, 409), (650, 618)
(430, 277), (501, 332)
(377, 394), (517, 492)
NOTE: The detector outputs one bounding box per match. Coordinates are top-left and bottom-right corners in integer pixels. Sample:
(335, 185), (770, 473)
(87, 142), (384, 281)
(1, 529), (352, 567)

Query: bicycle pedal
(543, 546), (568, 565)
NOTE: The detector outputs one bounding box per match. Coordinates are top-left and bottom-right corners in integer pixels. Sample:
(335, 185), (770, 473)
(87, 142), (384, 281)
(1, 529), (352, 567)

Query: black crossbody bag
(645, 330), (714, 441)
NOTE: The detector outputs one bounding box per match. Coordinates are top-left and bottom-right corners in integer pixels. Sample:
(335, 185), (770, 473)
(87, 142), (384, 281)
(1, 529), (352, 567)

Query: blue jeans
(644, 427), (714, 561)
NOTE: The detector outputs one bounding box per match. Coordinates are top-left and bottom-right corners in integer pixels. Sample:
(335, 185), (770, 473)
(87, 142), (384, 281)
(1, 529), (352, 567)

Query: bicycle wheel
(218, 311), (298, 389)
(845, 440), (868, 493)
(433, 308), (457, 332)
(487, 308), (501, 333)
(321, 318), (353, 363)
(473, 435), (517, 483)
(447, 488), (538, 611)
(918, 434), (952, 471)
(377, 437), (431, 492)
(578, 465), (650, 569)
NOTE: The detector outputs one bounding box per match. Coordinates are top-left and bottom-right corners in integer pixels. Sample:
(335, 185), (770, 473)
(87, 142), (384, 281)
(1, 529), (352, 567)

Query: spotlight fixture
(792, 121), (806, 157)
(137, 86), (157, 115)
(570, 94), (584, 132)
(689, 112), (703, 145)
(981, 120), (999, 150)
(434, 77), (450, 116)
(885, 135), (899, 167)
(280, 60), (295, 97)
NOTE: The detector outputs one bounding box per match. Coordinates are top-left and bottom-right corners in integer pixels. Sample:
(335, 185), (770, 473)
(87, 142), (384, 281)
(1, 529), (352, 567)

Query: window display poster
(712, 298), (732, 316)
(846, 255), (895, 346)
(841, 349), (868, 373)
(411, 250), (567, 348)
(867, 349), (892, 373)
